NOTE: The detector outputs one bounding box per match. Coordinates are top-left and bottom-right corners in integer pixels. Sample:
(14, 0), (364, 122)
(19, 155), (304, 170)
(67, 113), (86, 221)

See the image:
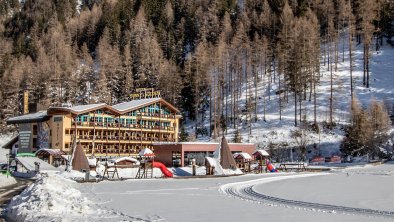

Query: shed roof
(233, 152), (252, 160)
(253, 149), (270, 157)
(6, 111), (49, 124)
(35, 149), (65, 157)
(2, 135), (18, 149)
(15, 156), (61, 172)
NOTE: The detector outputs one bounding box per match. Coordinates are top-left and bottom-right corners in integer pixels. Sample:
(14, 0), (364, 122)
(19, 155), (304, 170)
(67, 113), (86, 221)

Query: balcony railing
(76, 135), (175, 142)
(71, 121), (174, 131)
(138, 112), (176, 119)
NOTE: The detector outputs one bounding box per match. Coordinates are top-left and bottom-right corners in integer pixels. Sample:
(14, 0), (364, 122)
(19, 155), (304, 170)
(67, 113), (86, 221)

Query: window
(65, 130), (69, 134)
(32, 125), (38, 135)
(65, 144), (69, 148)
(32, 138), (37, 149)
(54, 116), (63, 122)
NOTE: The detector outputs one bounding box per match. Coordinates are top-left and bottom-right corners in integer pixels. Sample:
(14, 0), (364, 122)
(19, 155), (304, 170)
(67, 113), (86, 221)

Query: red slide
(152, 161), (173, 177)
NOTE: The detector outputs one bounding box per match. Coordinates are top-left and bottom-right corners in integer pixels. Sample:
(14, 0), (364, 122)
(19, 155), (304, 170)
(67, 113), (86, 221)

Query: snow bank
(7, 173), (142, 222)
(205, 157), (243, 175)
(171, 166), (207, 176)
(7, 174), (94, 222)
(0, 173), (17, 187)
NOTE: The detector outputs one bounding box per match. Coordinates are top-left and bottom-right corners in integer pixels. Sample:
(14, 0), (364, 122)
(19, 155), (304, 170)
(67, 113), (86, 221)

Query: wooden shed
(233, 152), (252, 172)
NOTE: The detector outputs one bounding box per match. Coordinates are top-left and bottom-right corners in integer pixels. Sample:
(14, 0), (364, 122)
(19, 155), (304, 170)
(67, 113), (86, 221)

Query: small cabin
(233, 152), (252, 172)
(35, 149), (66, 167)
(252, 150), (270, 161)
(252, 150), (270, 173)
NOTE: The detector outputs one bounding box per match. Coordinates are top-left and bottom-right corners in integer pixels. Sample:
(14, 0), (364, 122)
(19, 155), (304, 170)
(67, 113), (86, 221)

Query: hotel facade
(7, 97), (181, 157)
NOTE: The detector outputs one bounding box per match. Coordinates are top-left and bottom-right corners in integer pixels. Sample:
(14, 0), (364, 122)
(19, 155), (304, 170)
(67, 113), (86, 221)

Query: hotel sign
(130, 88), (161, 100)
(19, 131), (31, 149)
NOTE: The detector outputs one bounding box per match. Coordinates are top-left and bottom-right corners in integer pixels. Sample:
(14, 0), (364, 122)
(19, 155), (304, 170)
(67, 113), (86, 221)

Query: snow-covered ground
(187, 36), (394, 160)
(255, 162), (394, 212)
(0, 173), (16, 188)
(76, 163), (394, 221)
(7, 172), (152, 221)
(6, 163), (394, 221)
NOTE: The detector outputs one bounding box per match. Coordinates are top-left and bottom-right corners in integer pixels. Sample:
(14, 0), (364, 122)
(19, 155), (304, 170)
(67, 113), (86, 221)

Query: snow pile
(59, 169), (87, 181)
(0, 173), (17, 187)
(7, 173), (142, 222)
(205, 157), (243, 175)
(7, 174), (94, 221)
(95, 163), (164, 179)
(171, 166), (207, 176)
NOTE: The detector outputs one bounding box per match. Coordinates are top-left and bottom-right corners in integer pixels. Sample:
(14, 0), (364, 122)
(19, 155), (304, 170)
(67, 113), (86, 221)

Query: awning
(35, 149), (65, 157)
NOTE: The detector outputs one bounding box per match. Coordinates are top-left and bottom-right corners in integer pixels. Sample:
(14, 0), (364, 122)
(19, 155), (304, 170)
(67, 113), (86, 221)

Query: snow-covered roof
(112, 98), (161, 112)
(253, 150), (270, 157)
(2, 135), (18, 149)
(139, 148), (154, 156)
(15, 156), (61, 172)
(115, 157), (139, 163)
(47, 98), (179, 115)
(69, 103), (106, 112)
(233, 152), (252, 160)
(7, 111), (49, 124)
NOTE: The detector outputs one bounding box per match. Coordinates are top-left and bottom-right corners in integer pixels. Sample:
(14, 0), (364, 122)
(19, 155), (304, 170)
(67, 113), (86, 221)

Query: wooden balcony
(71, 121), (175, 132)
(76, 135), (176, 143)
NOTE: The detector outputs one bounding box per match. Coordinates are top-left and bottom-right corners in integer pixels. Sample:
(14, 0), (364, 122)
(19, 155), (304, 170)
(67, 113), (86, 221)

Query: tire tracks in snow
(220, 173), (394, 218)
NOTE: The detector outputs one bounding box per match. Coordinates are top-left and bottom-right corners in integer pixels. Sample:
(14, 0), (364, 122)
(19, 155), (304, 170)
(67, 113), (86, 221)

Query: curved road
(220, 173), (394, 218)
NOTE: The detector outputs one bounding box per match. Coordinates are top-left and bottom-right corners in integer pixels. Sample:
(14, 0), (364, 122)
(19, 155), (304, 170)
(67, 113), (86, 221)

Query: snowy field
(6, 163), (390, 222)
(0, 174), (16, 188)
(74, 164), (394, 222)
(256, 163), (394, 212)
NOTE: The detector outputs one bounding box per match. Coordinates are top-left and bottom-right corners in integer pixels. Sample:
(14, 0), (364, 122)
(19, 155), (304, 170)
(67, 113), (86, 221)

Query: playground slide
(266, 161), (279, 173)
(153, 161), (173, 177)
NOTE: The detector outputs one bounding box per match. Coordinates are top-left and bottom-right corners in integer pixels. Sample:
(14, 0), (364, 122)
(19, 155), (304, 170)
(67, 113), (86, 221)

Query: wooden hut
(233, 153), (252, 172)
(252, 150), (270, 173)
(35, 149), (66, 167)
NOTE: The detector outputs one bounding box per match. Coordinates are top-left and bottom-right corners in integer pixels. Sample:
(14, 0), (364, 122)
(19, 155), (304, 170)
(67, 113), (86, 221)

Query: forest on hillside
(0, 0), (394, 142)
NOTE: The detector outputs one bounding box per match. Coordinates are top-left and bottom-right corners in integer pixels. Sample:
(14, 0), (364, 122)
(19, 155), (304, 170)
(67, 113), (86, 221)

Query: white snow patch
(7, 173), (148, 222)
(0, 173), (17, 187)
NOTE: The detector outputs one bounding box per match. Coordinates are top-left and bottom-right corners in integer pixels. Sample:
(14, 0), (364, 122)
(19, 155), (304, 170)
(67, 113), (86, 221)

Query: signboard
(19, 130), (31, 149)
(23, 90), (29, 114)
(130, 88), (161, 100)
